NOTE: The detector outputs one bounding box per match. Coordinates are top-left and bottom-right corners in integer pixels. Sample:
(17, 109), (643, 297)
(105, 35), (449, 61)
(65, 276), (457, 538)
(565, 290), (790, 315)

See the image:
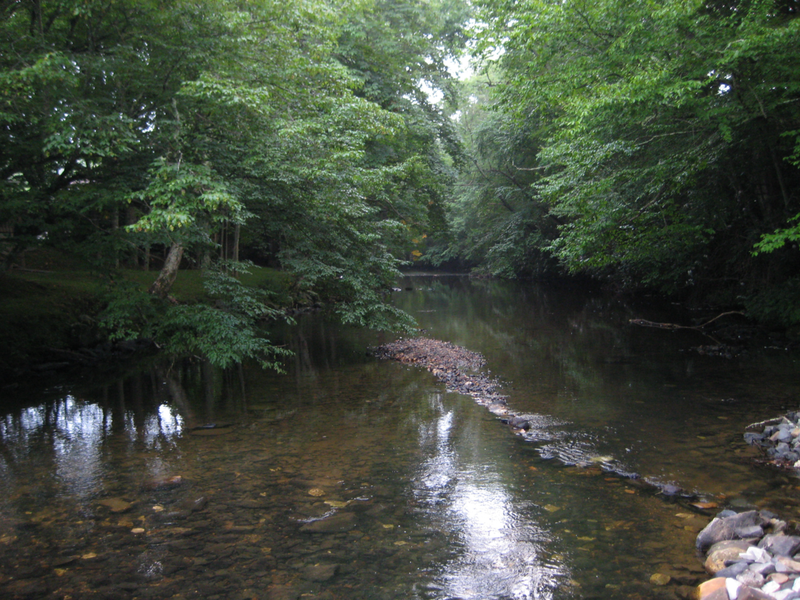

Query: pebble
(744, 413), (800, 469)
(695, 509), (800, 600)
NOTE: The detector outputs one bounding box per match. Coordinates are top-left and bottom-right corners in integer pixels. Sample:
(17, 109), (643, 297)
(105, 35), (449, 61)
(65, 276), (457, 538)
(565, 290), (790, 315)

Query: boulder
(704, 540), (753, 574)
(694, 578), (729, 600)
(758, 534), (800, 557)
(697, 511), (764, 552)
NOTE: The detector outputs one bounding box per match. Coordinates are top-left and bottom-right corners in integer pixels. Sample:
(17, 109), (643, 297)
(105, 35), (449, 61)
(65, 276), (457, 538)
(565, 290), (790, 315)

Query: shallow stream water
(2, 275), (800, 600)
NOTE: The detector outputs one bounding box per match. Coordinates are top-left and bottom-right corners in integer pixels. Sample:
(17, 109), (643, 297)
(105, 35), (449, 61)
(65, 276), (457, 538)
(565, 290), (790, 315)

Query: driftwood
(629, 311), (745, 331)
(745, 416), (784, 432)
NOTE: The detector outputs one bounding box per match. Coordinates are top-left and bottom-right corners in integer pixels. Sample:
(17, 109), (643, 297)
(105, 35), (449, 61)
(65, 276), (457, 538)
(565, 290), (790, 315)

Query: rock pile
(695, 509), (800, 599)
(744, 413), (800, 469)
(373, 337), (510, 408)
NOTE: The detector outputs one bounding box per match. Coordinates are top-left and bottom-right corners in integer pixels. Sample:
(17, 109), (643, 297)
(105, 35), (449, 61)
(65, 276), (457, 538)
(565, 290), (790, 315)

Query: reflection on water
(414, 398), (563, 599)
(1, 275), (799, 599)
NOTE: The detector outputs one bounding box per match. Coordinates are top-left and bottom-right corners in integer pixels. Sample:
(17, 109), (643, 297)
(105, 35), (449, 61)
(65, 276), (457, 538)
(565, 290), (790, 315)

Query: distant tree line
(428, 0), (800, 328)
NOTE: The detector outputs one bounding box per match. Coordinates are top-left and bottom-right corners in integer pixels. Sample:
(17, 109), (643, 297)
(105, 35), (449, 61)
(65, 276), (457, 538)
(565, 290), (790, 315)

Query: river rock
(299, 512), (356, 533)
(266, 584), (300, 600)
(695, 577), (729, 600)
(98, 498), (133, 513)
(736, 585), (775, 599)
(705, 540), (753, 574)
(758, 534), (800, 556)
(745, 413), (800, 469)
(775, 556), (800, 573)
(736, 569), (765, 589)
(697, 511), (764, 551)
(715, 561), (749, 578)
(748, 561), (776, 576)
(650, 573), (671, 585)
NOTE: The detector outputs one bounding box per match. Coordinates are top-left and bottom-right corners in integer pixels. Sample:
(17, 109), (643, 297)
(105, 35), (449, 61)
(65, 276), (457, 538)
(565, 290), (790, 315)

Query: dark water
(2, 275), (800, 600)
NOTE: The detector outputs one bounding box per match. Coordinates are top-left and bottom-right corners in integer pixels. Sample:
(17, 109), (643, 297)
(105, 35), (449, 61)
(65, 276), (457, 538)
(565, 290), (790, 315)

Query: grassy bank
(0, 265), (295, 376)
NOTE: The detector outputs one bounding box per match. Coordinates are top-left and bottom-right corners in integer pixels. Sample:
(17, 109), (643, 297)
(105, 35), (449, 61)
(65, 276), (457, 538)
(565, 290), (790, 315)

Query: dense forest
(1, 0), (798, 369)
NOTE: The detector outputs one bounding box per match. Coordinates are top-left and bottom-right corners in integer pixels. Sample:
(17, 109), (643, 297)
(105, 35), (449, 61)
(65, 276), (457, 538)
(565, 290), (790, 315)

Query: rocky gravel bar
(375, 337), (800, 600)
(745, 413), (800, 469)
(695, 509), (800, 600)
(372, 337), (531, 428)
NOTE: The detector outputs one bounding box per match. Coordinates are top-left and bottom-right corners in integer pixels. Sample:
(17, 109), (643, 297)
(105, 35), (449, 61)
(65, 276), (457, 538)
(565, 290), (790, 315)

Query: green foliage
(465, 0), (800, 320)
(1, 0), (474, 363)
(754, 214), (800, 254)
(101, 260), (292, 370)
(745, 277), (800, 327)
(435, 73), (557, 277)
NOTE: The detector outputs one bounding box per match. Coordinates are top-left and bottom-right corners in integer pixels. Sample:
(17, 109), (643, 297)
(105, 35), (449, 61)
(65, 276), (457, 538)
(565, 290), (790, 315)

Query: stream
(1, 274), (800, 600)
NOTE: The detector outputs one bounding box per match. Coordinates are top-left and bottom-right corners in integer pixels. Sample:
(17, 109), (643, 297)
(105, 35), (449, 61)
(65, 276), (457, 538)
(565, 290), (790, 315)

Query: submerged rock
(98, 498), (134, 513)
(302, 563), (338, 582)
(299, 512), (356, 533)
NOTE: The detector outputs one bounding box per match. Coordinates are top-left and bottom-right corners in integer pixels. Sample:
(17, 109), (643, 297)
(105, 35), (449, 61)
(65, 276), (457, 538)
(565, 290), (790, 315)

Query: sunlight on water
(413, 395), (567, 599)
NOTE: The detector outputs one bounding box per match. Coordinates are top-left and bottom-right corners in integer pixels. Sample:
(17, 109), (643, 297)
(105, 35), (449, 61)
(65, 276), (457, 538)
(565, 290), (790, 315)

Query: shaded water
(2, 275), (800, 600)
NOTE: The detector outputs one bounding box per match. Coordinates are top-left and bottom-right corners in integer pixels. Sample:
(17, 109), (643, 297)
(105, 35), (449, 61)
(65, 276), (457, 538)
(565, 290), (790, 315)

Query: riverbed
(1, 275), (799, 599)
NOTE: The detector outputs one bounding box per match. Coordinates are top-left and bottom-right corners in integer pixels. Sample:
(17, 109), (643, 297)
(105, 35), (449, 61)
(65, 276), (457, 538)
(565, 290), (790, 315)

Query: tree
(334, 0), (470, 263)
(471, 0), (800, 322)
(0, 0), (473, 366)
(431, 72), (558, 276)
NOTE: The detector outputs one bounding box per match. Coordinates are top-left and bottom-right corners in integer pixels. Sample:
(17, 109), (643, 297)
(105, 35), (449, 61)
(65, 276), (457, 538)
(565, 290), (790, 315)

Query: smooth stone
(650, 573), (670, 585)
(98, 498), (133, 513)
(705, 541), (754, 574)
(266, 584), (300, 600)
(759, 534), (800, 557)
(769, 573), (790, 584)
(695, 577), (729, 600)
(302, 563), (338, 582)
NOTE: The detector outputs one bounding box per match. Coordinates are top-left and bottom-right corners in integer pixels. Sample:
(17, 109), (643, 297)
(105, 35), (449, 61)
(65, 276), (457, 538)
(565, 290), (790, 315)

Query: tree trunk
(148, 242), (183, 299)
(233, 222), (240, 262)
(111, 209), (120, 269)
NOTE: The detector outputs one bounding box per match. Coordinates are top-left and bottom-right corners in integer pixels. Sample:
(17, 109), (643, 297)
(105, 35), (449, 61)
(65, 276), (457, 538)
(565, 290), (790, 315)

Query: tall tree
(472, 0), (800, 322)
(0, 0), (472, 365)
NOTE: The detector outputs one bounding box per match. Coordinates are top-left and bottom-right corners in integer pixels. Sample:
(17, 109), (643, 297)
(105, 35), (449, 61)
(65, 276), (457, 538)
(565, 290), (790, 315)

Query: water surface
(1, 275), (799, 600)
